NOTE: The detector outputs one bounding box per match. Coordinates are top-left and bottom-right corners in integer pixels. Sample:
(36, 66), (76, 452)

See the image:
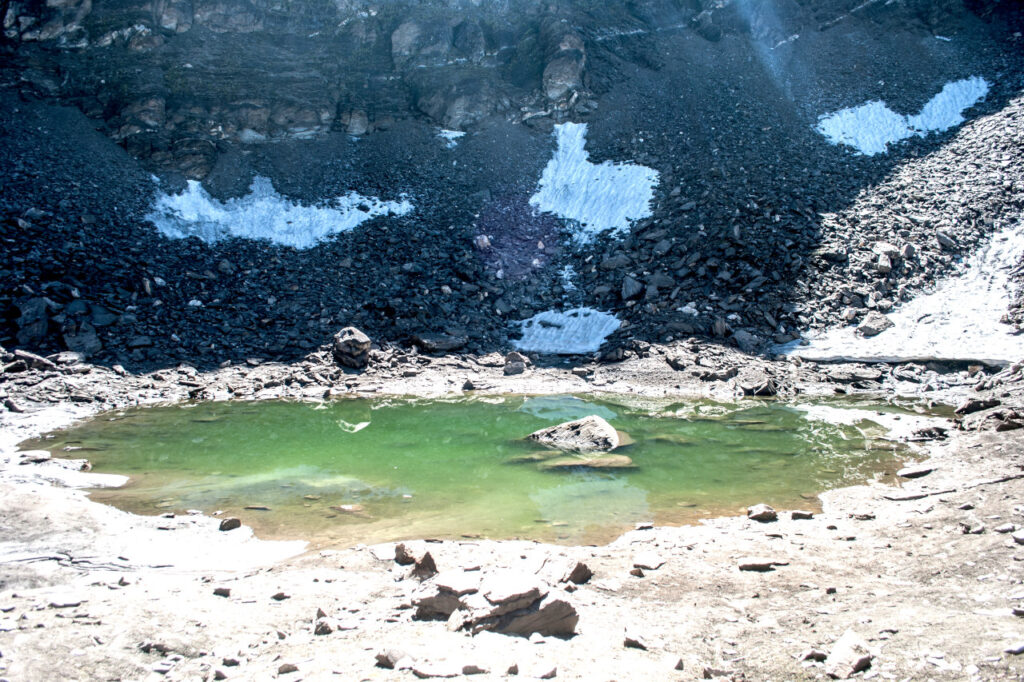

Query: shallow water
(21, 395), (934, 546)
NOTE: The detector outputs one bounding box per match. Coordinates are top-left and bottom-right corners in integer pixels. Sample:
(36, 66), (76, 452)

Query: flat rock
(897, 464), (935, 479)
(527, 415), (620, 453)
(412, 332), (468, 353)
(825, 629), (873, 679)
(435, 570), (481, 597)
(537, 454), (635, 471)
(738, 557), (789, 572)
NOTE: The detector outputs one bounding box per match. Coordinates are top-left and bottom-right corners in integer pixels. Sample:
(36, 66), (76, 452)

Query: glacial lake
(21, 395), (942, 546)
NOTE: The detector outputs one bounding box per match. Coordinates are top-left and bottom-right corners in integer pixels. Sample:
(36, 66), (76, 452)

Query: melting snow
(815, 76), (989, 155)
(529, 122), (659, 241)
(147, 176), (413, 249)
(779, 222), (1024, 366)
(515, 307), (621, 355)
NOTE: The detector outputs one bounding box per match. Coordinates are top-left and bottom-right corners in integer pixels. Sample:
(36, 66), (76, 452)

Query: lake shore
(2, 344), (1024, 680)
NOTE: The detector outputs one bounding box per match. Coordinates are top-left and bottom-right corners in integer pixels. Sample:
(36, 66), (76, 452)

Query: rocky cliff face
(2, 0), (1005, 179)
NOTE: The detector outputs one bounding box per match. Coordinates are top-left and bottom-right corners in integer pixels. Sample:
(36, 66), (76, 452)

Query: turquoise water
(22, 395), (925, 546)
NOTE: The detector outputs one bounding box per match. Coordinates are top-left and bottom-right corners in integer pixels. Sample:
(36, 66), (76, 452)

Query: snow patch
(816, 76), (989, 155)
(147, 176), (413, 249)
(529, 122), (659, 241)
(779, 221), (1024, 366)
(515, 307), (621, 355)
(796, 405), (948, 439)
(438, 129), (465, 148)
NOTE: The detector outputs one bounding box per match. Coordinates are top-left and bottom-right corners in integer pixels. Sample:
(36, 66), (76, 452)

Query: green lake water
(21, 395), (930, 546)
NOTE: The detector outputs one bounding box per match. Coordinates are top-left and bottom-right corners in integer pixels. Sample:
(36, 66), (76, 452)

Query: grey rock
(64, 322), (102, 357)
(332, 327), (371, 369)
(732, 330), (760, 353)
(872, 241), (900, 259)
(527, 415), (619, 453)
(413, 333), (467, 353)
(857, 311), (894, 337)
(738, 557), (789, 572)
(375, 649), (411, 669)
(897, 464), (934, 479)
(218, 517), (241, 531)
(747, 504), (777, 522)
(621, 276), (644, 300)
(504, 361), (527, 376)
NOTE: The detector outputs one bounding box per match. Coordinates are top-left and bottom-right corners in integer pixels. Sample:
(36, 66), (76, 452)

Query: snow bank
(529, 122), (659, 240)
(816, 76), (989, 155)
(779, 222), (1024, 366)
(147, 176), (413, 249)
(515, 307), (621, 355)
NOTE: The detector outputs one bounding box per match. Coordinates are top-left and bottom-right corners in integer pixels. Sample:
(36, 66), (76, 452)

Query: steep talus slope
(0, 0), (1021, 370)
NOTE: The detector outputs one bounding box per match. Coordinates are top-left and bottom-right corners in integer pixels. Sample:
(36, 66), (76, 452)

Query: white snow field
(515, 307), (621, 355)
(147, 176), (413, 249)
(780, 222), (1024, 366)
(529, 122), (659, 240)
(816, 76), (989, 155)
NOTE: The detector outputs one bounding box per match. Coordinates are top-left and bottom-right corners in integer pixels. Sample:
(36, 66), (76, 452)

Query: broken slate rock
(527, 415), (620, 453)
(376, 649), (412, 669)
(825, 630), (873, 679)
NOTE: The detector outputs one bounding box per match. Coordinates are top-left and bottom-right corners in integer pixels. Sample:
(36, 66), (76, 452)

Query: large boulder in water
(527, 415), (619, 453)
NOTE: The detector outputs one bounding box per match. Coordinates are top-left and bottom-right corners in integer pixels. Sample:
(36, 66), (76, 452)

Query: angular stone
(375, 648), (411, 669)
(527, 416), (619, 453)
(483, 594), (578, 638)
(791, 510), (814, 520)
(434, 570), (481, 597)
(858, 311), (894, 337)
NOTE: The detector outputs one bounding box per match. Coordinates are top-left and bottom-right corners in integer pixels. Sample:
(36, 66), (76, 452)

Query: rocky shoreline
(3, 345), (1024, 680)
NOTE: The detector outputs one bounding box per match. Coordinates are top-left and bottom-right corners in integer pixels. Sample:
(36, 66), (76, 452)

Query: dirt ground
(2, 346), (1024, 681)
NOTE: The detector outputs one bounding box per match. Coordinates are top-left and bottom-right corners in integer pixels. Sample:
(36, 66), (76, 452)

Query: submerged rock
(537, 454), (635, 471)
(527, 415), (620, 453)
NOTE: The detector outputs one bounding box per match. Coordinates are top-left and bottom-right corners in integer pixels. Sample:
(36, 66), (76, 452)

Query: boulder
(527, 416), (619, 453)
(857, 311), (894, 337)
(333, 327), (371, 369)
